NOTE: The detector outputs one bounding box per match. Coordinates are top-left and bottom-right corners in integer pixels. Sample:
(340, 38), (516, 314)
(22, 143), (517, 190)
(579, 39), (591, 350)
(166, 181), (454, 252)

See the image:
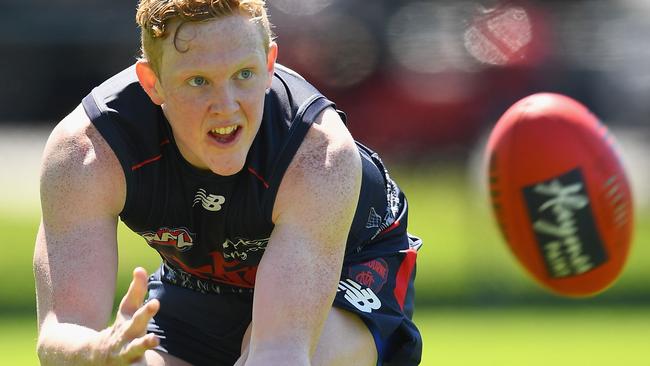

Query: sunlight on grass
(0, 316), (39, 365)
(5, 307), (650, 366)
(417, 307), (650, 365)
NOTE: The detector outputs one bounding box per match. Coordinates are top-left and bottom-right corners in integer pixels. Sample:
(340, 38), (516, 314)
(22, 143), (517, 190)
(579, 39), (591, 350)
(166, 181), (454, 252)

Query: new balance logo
(193, 188), (226, 212)
(337, 279), (382, 313)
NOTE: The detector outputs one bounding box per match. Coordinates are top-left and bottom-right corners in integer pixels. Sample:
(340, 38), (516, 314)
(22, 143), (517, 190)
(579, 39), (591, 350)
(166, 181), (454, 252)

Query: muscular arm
(34, 105), (159, 365)
(245, 107), (362, 365)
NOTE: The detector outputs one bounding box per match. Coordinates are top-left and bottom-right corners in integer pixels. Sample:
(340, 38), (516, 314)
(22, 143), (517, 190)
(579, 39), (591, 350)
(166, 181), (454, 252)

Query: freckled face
(154, 15), (276, 175)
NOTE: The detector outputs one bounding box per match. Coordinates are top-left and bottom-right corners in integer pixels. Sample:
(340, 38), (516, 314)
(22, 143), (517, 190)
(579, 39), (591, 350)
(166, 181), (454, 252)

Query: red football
(485, 93), (633, 297)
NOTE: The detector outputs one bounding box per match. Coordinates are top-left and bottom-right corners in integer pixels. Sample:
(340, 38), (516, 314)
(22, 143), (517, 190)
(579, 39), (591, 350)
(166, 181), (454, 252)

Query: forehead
(160, 14), (266, 75)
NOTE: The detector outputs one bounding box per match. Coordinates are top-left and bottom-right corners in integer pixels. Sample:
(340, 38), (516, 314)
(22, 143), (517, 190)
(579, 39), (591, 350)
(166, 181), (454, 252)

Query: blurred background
(1, 0), (648, 364)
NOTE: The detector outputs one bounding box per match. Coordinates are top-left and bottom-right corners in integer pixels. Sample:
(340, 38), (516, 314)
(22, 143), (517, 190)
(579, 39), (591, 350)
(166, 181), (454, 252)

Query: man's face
(152, 15), (276, 175)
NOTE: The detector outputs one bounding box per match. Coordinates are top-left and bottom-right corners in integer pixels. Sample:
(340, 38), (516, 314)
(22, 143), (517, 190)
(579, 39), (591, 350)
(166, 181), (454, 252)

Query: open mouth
(208, 125), (240, 144)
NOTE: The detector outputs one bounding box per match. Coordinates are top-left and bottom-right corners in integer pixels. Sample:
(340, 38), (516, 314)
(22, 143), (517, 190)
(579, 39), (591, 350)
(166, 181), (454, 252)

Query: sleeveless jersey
(81, 64), (409, 289)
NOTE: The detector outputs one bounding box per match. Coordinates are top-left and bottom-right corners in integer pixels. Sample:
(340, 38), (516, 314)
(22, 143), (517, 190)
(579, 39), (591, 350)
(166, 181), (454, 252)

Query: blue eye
(237, 69), (254, 80)
(188, 76), (207, 87)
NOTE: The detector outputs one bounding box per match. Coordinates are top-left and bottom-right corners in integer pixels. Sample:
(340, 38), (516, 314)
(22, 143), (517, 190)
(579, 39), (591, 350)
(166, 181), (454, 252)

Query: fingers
(99, 268), (163, 364)
(114, 296), (160, 363)
(123, 299), (160, 340)
(113, 297), (159, 364)
(119, 267), (149, 316)
(119, 333), (160, 362)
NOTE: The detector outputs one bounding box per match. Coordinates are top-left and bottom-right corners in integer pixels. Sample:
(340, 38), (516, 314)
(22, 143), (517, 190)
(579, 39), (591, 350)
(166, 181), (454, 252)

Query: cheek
(169, 89), (201, 108)
(166, 92), (206, 120)
(163, 95), (207, 142)
(241, 88), (267, 123)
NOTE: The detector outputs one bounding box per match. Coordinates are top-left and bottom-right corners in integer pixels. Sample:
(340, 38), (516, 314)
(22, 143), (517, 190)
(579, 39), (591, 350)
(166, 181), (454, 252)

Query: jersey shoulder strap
(81, 65), (169, 216)
(253, 65), (339, 220)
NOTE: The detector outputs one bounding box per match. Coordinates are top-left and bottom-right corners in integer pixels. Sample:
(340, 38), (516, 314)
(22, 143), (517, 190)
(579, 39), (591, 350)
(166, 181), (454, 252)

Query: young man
(34, 1), (422, 365)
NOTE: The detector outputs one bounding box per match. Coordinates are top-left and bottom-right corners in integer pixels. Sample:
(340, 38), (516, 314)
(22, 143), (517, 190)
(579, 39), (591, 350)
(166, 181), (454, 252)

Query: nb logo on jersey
(193, 188), (226, 212)
(337, 279), (382, 313)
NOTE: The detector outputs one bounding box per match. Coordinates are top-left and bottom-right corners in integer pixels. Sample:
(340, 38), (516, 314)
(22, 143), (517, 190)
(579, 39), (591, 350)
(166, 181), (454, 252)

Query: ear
(265, 42), (278, 89)
(135, 60), (164, 106)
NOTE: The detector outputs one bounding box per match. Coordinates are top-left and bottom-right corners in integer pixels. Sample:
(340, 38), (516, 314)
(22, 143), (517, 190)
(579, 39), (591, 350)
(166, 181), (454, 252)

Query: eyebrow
(170, 53), (263, 77)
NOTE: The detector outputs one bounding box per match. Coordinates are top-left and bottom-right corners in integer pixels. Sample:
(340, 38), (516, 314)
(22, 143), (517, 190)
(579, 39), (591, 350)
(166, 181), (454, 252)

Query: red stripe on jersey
(131, 140), (169, 171)
(131, 154), (162, 171)
(248, 167), (270, 189)
(393, 248), (417, 311)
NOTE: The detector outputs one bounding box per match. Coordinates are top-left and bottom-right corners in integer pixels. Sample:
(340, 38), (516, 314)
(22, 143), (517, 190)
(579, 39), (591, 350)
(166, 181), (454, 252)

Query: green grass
(3, 165), (649, 309)
(3, 165), (649, 364)
(389, 166), (650, 305)
(0, 316), (38, 365)
(5, 307), (650, 365)
(418, 307), (650, 365)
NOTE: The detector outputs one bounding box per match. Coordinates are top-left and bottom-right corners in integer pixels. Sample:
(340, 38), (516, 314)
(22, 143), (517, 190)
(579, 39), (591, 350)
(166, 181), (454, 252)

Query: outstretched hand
(95, 267), (160, 365)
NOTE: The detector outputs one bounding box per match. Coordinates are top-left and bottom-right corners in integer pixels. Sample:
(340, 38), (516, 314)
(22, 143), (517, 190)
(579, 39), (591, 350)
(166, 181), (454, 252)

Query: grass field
(1, 127), (649, 365)
(3, 307), (650, 365)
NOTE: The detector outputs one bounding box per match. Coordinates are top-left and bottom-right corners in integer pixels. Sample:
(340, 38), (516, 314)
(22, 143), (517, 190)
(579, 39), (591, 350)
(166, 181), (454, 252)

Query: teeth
(211, 125), (238, 135)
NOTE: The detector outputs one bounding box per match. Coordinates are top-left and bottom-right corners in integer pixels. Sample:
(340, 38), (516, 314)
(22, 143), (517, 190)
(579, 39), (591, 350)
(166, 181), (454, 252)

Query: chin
(207, 157), (246, 176)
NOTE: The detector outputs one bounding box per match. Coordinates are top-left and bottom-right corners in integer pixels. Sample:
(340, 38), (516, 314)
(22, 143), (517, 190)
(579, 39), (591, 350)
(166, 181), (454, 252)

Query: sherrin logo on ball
(485, 93), (633, 297)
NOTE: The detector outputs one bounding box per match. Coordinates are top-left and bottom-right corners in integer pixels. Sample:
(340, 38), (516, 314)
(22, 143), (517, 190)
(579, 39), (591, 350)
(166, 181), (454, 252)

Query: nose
(208, 86), (239, 115)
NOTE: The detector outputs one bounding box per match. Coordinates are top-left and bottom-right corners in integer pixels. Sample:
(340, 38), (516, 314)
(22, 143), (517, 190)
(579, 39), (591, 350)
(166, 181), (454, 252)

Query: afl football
(485, 93), (633, 297)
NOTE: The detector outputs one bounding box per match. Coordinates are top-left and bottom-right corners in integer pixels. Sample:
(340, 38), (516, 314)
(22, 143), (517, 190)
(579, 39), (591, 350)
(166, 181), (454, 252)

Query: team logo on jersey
(193, 188), (226, 212)
(140, 227), (195, 252)
(222, 237), (269, 262)
(337, 279), (382, 313)
(348, 258), (389, 293)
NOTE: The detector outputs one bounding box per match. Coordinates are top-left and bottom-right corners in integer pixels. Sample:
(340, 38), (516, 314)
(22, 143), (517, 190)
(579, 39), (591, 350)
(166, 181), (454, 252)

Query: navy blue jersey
(82, 64), (409, 288)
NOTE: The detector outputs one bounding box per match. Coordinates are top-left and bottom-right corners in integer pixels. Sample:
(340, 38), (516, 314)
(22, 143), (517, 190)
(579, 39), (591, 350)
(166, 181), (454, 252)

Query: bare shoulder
(40, 104), (125, 219)
(272, 107), (362, 225)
